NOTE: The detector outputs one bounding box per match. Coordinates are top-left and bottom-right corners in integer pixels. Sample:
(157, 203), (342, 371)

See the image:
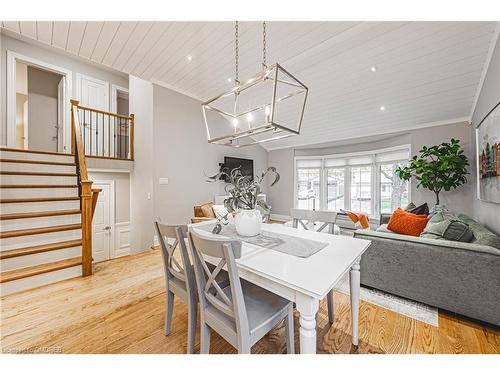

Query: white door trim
(92, 180), (115, 262)
(110, 84), (129, 114)
(6, 50), (72, 151)
(75, 73), (110, 111)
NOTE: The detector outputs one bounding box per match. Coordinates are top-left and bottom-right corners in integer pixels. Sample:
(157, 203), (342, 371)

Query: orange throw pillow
(387, 208), (429, 237)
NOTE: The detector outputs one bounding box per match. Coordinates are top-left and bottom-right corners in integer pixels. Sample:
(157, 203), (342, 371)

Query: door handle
(104, 226), (111, 231)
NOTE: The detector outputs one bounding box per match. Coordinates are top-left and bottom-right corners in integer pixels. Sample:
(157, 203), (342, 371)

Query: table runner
(195, 223), (328, 258)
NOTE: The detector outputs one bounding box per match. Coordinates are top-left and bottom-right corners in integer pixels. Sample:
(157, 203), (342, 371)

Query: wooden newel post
(130, 113), (135, 161)
(81, 180), (93, 276)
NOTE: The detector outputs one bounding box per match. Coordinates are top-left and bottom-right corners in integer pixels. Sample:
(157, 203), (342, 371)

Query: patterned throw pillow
(387, 208), (429, 236)
(421, 207), (474, 242)
(200, 202), (216, 218)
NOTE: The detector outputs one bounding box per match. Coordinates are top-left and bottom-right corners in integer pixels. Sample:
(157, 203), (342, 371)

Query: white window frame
(294, 145), (411, 220)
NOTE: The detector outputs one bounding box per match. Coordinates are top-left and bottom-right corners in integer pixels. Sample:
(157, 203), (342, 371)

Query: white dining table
(189, 221), (371, 354)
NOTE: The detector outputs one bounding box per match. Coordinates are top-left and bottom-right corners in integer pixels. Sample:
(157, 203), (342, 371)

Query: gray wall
(268, 121), (474, 217)
(153, 84), (269, 225)
(0, 33), (129, 145)
(27, 66), (61, 151)
(471, 33), (500, 235)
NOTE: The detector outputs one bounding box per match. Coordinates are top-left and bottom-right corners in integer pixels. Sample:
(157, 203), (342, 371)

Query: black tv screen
(222, 157), (254, 182)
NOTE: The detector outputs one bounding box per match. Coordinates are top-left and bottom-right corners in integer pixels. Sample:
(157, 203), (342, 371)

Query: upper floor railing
(70, 100), (135, 161)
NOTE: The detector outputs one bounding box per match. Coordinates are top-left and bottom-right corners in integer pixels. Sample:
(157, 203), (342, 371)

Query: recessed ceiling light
(380, 106), (385, 111)
(227, 78), (232, 83)
(187, 55), (192, 61)
(370, 66), (377, 72)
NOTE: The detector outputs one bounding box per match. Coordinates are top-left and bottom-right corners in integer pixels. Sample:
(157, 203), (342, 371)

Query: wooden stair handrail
(71, 99), (93, 277)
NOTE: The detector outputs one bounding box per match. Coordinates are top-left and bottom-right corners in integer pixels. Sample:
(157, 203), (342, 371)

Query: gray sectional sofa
(354, 213), (500, 326)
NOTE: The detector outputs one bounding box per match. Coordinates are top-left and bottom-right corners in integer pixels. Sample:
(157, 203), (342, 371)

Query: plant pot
(234, 209), (262, 237)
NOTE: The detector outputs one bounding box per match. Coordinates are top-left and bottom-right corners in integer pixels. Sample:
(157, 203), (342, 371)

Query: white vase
(234, 209), (262, 237)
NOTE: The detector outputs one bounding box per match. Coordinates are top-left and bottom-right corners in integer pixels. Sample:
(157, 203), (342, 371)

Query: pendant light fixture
(202, 21), (308, 147)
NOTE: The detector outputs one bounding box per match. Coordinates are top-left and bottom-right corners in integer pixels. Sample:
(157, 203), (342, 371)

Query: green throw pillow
(421, 207), (473, 242)
(458, 214), (500, 250)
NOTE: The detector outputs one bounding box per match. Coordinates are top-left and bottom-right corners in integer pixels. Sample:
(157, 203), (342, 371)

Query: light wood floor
(1, 248), (499, 354)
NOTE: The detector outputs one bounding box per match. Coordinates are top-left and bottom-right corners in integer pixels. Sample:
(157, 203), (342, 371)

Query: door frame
(110, 84), (129, 114)
(6, 50), (72, 151)
(91, 179), (115, 262)
(75, 73), (110, 111)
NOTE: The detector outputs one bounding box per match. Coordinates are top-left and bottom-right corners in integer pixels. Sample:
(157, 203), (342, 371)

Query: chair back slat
(155, 222), (192, 285)
(291, 208), (338, 234)
(188, 228), (249, 335)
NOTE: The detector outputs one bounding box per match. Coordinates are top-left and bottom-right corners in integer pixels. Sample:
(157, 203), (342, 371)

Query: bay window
(294, 146), (410, 219)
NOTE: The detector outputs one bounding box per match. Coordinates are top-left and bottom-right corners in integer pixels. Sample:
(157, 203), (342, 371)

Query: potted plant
(208, 167), (280, 236)
(395, 138), (469, 205)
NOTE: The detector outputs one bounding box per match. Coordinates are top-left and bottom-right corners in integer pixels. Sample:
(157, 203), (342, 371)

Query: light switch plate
(159, 177), (169, 185)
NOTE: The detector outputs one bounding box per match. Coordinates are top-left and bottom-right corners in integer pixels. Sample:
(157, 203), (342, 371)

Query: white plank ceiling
(1, 21), (498, 150)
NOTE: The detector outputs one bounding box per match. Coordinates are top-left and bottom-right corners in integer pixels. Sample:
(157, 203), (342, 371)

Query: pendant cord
(235, 21), (240, 85)
(262, 21), (267, 69)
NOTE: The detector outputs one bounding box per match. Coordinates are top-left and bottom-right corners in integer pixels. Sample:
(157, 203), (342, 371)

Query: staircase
(0, 148), (84, 295)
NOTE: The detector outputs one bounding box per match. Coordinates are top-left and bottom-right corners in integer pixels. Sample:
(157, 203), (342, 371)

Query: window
(295, 146), (410, 218)
(380, 162), (409, 213)
(350, 166), (372, 214)
(296, 159), (321, 210)
(326, 168), (345, 211)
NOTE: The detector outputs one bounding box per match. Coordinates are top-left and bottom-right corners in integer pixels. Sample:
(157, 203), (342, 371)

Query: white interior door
(92, 183), (112, 263)
(77, 74), (109, 156)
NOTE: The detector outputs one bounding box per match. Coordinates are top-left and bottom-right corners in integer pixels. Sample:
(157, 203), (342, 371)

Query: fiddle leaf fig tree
(395, 138), (469, 205)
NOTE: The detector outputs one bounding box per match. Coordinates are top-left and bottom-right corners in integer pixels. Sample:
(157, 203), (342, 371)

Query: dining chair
(187, 228), (295, 354)
(290, 208), (338, 324)
(154, 222), (198, 353)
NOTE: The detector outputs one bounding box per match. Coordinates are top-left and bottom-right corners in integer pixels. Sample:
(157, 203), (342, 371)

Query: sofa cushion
(387, 208), (429, 236)
(458, 214), (500, 250)
(404, 202), (429, 215)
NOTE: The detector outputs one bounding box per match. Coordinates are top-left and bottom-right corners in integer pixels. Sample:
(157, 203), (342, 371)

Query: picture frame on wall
(476, 101), (500, 204)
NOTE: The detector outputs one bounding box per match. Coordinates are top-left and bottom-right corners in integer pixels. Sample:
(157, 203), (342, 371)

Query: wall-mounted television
(221, 157), (254, 182)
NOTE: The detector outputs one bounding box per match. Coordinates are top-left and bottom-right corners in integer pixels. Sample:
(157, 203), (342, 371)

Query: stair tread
(0, 159), (75, 166)
(0, 209), (82, 220)
(1, 197), (79, 204)
(0, 185), (79, 189)
(0, 223), (82, 239)
(0, 171), (77, 176)
(0, 239), (82, 260)
(0, 257), (82, 283)
(0, 147), (74, 157)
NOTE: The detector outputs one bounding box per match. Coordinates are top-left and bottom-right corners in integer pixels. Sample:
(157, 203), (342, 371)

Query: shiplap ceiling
(1, 21), (498, 150)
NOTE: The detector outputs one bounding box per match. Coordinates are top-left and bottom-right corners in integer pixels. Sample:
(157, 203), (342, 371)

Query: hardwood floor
(1, 248), (499, 354)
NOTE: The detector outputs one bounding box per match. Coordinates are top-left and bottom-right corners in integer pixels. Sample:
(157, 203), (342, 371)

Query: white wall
(268, 122), (474, 217)
(152, 84), (269, 225)
(0, 33), (129, 145)
(129, 76), (155, 254)
(471, 32), (500, 235)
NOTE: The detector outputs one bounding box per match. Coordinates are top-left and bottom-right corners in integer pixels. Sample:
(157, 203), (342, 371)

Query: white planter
(234, 209), (262, 237)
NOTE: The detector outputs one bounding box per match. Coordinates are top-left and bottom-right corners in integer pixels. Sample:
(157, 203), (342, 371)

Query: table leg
(296, 293), (319, 354)
(349, 258), (361, 346)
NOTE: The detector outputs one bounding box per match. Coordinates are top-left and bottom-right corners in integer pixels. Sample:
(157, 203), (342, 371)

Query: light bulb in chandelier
(247, 113), (253, 122)
(232, 118), (239, 128)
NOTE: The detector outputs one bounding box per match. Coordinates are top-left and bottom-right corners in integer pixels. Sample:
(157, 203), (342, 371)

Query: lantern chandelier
(202, 21), (308, 147)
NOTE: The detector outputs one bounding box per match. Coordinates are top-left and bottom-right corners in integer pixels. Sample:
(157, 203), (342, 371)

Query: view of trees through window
(327, 168), (345, 211)
(297, 168), (320, 210)
(296, 149), (410, 216)
(380, 162), (409, 213)
(350, 166), (372, 214)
